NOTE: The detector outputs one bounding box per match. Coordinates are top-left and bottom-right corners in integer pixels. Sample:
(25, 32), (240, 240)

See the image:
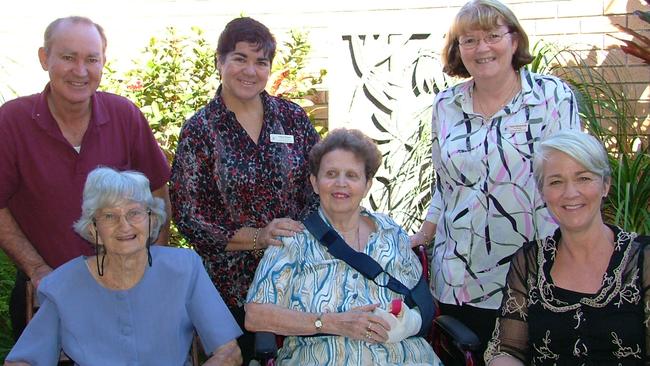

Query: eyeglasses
(458, 31), (512, 49)
(94, 208), (150, 228)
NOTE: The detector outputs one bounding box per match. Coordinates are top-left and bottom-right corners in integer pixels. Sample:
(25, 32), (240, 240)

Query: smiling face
(217, 41), (271, 103)
(541, 150), (610, 235)
(458, 22), (518, 83)
(93, 201), (151, 258)
(38, 21), (104, 108)
(310, 149), (372, 219)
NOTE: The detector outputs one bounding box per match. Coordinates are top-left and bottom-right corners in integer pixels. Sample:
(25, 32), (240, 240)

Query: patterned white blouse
(425, 67), (581, 309)
(246, 208), (440, 366)
(485, 227), (649, 365)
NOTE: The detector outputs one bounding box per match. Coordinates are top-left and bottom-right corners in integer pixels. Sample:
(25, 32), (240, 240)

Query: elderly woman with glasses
(5, 167), (242, 366)
(485, 130), (649, 365)
(410, 0), (581, 360)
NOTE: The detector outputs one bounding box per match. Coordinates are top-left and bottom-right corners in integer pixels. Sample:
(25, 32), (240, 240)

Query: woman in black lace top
(485, 130), (649, 365)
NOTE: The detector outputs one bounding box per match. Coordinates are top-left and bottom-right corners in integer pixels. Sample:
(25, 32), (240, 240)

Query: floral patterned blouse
(425, 68), (581, 309)
(170, 87), (320, 308)
(246, 208), (441, 365)
(485, 226), (650, 365)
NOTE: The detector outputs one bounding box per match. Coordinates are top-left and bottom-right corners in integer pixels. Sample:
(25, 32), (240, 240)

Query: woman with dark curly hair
(170, 17), (319, 362)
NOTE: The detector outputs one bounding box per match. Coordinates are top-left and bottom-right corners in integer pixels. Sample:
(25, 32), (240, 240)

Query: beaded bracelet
(420, 230), (433, 245)
(252, 228), (263, 258)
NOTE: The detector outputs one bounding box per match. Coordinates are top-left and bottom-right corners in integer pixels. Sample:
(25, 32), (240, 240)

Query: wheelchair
(253, 245), (482, 366)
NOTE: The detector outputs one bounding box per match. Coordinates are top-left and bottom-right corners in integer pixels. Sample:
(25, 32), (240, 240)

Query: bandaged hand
(372, 300), (422, 343)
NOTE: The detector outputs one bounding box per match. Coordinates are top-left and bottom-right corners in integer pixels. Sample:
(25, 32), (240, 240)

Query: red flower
(127, 80), (143, 91)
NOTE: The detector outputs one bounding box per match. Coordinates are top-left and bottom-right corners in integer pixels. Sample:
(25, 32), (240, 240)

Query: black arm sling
(303, 211), (434, 336)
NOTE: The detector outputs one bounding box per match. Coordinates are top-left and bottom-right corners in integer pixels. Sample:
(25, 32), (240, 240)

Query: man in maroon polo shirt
(0, 16), (171, 339)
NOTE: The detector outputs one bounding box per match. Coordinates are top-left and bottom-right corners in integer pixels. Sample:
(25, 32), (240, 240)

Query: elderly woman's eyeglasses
(94, 209), (150, 228)
(458, 31), (512, 49)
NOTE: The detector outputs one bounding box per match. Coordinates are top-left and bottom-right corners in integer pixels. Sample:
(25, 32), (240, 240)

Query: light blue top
(246, 208), (440, 366)
(7, 246), (242, 366)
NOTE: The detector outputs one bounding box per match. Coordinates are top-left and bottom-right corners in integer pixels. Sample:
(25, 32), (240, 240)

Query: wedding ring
(365, 330), (372, 339)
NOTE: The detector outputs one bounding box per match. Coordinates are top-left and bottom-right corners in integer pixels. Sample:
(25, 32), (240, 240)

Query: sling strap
(303, 211), (433, 336)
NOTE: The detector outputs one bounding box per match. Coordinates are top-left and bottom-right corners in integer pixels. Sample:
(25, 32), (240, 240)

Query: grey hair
(533, 130), (611, 189)
(73, 167), (166, 242)
(43, 16), (107, 56)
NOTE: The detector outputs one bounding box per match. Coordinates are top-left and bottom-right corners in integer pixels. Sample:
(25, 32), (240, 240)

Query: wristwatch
(314, 313), (323, 332)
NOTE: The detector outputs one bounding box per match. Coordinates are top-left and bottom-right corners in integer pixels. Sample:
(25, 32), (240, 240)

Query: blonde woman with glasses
(410, 0), (581, 361)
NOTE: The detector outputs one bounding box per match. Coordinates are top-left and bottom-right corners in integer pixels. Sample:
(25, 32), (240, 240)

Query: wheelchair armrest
(434, 314), (481, 352)
(254, 331), (278, 360)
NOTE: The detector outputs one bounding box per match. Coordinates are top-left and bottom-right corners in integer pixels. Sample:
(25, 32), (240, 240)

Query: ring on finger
(365, 330), (372, 339)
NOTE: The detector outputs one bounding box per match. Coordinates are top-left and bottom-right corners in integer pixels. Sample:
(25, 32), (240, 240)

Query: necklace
(475, 74), (520, 118)
(355, 225), (362, 251)
(339, 224), (363, 251)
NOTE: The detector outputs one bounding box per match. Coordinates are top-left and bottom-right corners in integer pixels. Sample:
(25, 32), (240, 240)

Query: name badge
(270, 134), (294, 144)
(505, 123), (528, 134)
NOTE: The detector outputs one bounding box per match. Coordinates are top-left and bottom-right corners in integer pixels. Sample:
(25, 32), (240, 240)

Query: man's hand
(204, 340), (242, 366)
(0, 208), (52, 287)
(30, 263), (53, 289)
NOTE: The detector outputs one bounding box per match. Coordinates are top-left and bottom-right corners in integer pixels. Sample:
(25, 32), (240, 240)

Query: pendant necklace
(476, 74), (520, 118)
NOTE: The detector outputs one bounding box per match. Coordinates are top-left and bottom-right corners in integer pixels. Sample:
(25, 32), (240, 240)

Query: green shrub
(0, 251), (16, 360)
(270, 30), (327, 134)
(102, 26), (219, 164)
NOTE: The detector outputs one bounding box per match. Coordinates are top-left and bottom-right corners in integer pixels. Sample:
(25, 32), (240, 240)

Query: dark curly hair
(309, 128), (382, 180)
(215, 17), (276, 66)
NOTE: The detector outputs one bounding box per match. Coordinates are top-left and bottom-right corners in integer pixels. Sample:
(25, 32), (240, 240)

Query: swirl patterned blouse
(246, 208), (440, 365)
(425, 68), (581, 309)
(485, 226), (650, 365)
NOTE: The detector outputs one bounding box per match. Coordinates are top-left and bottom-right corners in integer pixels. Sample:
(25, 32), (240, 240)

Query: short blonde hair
(442, 0), (533, 78)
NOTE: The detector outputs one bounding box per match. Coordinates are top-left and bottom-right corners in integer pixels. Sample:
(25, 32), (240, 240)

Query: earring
(93, 221), (105, 277)
(146, 211), (153, 267)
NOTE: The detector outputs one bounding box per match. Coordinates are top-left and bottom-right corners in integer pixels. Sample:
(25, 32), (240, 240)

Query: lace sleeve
(485, 242), (537, 364)
(639, 236), (650, 365)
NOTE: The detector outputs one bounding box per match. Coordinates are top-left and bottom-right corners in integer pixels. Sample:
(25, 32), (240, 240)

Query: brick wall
(0, 0), (647, 127)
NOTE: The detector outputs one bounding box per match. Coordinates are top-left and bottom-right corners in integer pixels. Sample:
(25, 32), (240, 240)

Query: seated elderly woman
(245, 128), (441, 365)
(5, 167), (243, 366)
(484, 130), (649, 365)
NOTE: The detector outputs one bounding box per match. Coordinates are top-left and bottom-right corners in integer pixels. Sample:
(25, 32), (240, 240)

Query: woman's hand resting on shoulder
(259, 218), (304, 247)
